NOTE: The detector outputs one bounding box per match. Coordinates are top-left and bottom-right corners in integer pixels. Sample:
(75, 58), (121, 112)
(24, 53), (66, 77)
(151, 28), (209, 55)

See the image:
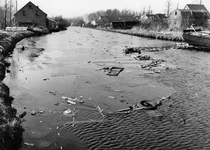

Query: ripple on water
(57, 109), (210, 150)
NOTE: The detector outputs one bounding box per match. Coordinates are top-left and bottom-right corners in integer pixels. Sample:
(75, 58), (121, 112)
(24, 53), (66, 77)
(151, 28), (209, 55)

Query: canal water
(4, 27), (210, 149)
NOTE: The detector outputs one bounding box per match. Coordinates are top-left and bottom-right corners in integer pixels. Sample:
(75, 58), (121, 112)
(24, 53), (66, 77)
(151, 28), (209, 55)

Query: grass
(116, 27), (184, 41)
(97, 26), (184, 42)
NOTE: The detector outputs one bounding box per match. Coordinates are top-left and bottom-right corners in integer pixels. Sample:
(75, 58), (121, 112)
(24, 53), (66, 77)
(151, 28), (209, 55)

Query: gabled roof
(14, 1), (47, 16)
(102, 16), (140, 22)
(146, 14), (155, 18)
(185, 4), (208, 12)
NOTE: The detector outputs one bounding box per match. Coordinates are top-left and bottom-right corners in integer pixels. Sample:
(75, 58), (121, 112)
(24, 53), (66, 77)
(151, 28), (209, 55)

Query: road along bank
(0, 31), (45, 150)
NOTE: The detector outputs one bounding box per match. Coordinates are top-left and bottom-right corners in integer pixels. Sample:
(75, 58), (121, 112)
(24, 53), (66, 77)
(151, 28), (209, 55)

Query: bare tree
(142, 7), (146, 15)
(166, 0), (172, 17)
(147, 5), (152, 14)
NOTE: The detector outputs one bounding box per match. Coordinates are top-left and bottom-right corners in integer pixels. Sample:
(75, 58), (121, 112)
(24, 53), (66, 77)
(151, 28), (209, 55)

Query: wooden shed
(97, 16), (140, 29)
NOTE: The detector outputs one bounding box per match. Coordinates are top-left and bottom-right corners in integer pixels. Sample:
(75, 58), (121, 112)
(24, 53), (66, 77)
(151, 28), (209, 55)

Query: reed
(116, 27), (184, 41)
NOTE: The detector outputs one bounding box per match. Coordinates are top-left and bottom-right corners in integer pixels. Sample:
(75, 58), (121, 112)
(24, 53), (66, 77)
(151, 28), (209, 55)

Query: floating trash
(109, 96), (115, 99)
(63, 109), (72, 116)
(67, 100), (76, 105)
(31, 110), (36, 115)
(19, 111), (27, 118)
(97, 67), (124, 76)
(61, 96), (84, 104)
(63, 108), (76, 118)
(24, 142), (34, 146)
(96, 106), (104, 117)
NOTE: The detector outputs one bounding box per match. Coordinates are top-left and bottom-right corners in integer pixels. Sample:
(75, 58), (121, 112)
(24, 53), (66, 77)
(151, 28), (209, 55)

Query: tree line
(69, 8), (148, 26)
(0, 0), (16, 29)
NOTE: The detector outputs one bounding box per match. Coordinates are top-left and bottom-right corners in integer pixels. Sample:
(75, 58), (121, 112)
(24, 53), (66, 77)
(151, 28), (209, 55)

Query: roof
(176, 9), (208, 17)
(102, 16), (140, 22)
(47, 18), (58, 23)
(155, 14), (167, 19)
(146, 14), (155, 18)
(185, 4), (208, 12)
(192, 10), (209, 18)
(14, 1), (47, 16)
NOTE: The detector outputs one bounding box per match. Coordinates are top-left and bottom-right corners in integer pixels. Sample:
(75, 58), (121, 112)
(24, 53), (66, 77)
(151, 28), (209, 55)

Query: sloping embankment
(0, 31), (39, 150)
(96, 27), (184, 42)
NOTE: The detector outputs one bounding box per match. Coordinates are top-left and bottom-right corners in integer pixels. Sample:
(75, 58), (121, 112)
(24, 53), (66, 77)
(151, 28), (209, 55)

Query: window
(29, 5), (32, 9)
(36, 10), (39, 16)
(175, 12), (177, 15)
(23, 10), (26, 16)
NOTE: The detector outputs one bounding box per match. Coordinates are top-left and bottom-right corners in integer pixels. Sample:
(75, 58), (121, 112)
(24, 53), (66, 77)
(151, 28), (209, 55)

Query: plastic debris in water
(96, 106), (104, 117)
(61, 96), (84, 104)
(24, 142), (34, 146)
(31, 110), (36, 115)
(63, 109), (72, 116)
(109, 96), (115, 99)
(67, 100), (76, 105)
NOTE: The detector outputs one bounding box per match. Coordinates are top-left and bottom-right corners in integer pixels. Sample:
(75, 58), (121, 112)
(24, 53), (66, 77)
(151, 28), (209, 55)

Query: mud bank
(0, 31), (41, 150)
(96, 27), (184, 42)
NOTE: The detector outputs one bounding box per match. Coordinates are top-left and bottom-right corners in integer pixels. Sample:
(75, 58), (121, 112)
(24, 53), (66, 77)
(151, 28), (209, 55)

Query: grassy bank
(0, 30), (43, 150)
(97, 26), (184, 42)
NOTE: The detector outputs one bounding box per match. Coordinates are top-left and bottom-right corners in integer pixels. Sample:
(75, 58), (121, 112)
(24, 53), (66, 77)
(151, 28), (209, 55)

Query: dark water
(4, 27), (210, 149)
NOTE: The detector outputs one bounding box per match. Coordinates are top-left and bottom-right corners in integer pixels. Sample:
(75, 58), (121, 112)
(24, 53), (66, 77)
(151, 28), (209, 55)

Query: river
(4, 27), (210, 149)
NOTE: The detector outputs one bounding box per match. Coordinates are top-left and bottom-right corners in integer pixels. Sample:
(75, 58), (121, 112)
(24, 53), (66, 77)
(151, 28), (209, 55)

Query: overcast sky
(1, 0), (210, 18)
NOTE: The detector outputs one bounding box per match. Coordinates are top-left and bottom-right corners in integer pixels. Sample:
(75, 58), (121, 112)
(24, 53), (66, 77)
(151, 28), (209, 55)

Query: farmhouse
(14, 1), (48, 28)
(97, 16), (140, 29)
(140, 14), (167, 23)
(169, 4), (209, 29)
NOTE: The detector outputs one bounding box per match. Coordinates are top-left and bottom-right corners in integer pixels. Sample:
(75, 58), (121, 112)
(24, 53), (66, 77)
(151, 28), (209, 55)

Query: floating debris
(97, 67), (124, 76)
(24, 142), (34, 146)
(54, 102), (59, 106)
(43, 78), (49, 81)
(141, 59), (166, 69)
(124, 47), (141, 54)
(134, 55), (152, 61)
(31, 110), (36, 115)
(19, 111), (27, 118)
(61, 96), (84, 104)
(49, 91), (56, 95)
(63, 109), (72, 116)
(109, 96), (115, 99)
(96, 106), (104, 117)
(118, 106), (133, 113)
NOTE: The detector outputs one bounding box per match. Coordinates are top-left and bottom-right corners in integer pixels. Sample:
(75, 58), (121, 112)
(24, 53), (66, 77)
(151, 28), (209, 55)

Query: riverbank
(96, 27), (184, 42)
(0, 30), (44, 150)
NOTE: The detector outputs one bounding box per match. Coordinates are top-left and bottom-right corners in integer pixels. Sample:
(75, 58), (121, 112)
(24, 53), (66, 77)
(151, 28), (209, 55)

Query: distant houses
(84, 4), (210, 31)
(14, 1), (58, 31)
(169, 4), (209, 29)
(96, 16), (140, 29)
(94, 14), (167, 30)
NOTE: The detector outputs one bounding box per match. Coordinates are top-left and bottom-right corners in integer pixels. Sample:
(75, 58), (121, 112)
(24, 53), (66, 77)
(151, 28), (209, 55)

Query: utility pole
(200, 0), (203, 4)
(9, 0), (12, 26)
